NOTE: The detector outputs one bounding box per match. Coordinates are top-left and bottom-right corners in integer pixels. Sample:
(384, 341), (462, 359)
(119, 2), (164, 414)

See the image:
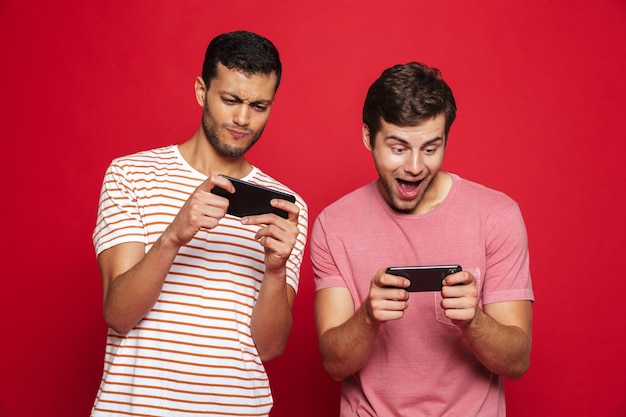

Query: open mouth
(397, 178), (423, 199)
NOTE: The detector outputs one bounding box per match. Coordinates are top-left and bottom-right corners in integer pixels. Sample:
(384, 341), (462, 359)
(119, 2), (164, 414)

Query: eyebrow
(219, 91), (274, 106)
(386, 135), (444, 146)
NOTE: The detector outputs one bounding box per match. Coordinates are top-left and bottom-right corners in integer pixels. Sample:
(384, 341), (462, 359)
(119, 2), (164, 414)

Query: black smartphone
(385, 265), (462, 292)
(210, 175), (296, 219)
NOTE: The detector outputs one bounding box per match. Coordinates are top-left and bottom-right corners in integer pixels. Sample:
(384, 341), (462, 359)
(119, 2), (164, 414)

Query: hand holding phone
(386, 265), (462, 292)
(210, 175), (296, 219)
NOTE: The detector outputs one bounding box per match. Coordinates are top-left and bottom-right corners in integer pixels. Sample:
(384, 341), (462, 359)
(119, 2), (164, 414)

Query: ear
(194, 77), (207, 107)
(362, 124), (373, 151)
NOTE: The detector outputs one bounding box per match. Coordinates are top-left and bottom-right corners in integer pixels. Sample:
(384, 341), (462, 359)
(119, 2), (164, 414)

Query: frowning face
(198, 63), (277, 158)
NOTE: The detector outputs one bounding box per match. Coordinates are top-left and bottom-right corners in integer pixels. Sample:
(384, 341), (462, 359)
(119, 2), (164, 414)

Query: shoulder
(106, 145), (189, 178)
(104, 145), (196, 188)
(450, 175), (526, 233)
(110, 145), (177, 167)
(453, 174), (519, 209)
(249, 167), (308, 210)
(316, 181), (377, 222)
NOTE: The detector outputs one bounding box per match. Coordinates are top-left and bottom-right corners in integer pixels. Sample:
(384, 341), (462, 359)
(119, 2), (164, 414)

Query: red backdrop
(1, 1), (625, 416)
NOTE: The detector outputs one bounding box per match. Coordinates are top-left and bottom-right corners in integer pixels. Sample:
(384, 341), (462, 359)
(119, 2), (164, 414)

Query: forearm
(463, 307), (532, 380)
(103, 230), (182, 334)
(318, 304), (381, 381)
(250, 268), (294, 361)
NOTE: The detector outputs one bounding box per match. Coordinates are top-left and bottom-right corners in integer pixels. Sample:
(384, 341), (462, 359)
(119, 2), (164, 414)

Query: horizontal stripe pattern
(91, 145), (308, 416)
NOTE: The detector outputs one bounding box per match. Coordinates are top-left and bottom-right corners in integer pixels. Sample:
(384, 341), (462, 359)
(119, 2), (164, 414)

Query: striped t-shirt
(91, 145), (308, 417)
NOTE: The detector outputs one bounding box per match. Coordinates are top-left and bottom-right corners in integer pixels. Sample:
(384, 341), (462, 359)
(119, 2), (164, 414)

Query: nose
(233, 105), (250, 127)
(404, 152), (423, 176)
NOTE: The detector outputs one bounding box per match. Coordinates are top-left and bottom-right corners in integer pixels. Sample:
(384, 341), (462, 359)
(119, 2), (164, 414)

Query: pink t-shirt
(311, 174), (534, 416)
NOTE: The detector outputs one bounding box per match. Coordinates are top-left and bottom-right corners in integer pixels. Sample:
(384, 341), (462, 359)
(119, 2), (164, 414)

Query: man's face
(200, 63), (277, 158)
(363, 113), (447, 214)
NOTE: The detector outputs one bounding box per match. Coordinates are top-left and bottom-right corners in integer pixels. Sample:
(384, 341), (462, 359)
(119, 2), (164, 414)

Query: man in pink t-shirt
(311, 62), (534, 416)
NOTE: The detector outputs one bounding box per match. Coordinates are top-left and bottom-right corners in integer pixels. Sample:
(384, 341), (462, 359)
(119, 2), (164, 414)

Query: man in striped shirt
(91, 31), (308, 416)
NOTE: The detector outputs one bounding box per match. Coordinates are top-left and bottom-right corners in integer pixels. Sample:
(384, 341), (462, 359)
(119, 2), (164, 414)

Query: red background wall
(1, 1), (625, 416)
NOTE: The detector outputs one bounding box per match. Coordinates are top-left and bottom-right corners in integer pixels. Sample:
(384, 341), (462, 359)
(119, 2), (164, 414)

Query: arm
(315, 270), (410, 380)
(246, 199), (302, 361)
(442, 271), (532, 380)
(250, 273), (296, 361)
(100, 175), (233, 334)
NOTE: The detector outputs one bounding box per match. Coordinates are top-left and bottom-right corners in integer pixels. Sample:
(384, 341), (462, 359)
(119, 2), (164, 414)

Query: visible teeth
(397, 178), (422, 198)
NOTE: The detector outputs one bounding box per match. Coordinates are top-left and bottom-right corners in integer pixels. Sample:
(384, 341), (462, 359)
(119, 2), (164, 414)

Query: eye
(252, 104), (268, 112)
(391, 146), (406, 155)
(424, 146), (439, 155)
(222, 97), (236, 105)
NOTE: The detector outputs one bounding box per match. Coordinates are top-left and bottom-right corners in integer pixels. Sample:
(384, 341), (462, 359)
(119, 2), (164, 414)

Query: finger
(240, 200), (299, 227)
(198, 176), (235, 216)
(445, 308), (476, 324)
(441, 295), (476, 310)
(443, 271), (473, 287)
(243, 216), (290, 233)
(189, 183), (230, 214)
(370, 299), (409, 322)
(373, 298), (409, 311)
(271, 199), (300, 221)
(372, 309), (406, 322)
(183, 201), (227, 232)
(254, 235), (271, 252)
(376, 272), (410, 289)
(254, 224), (280, 241)
(382, 287), (409, 301)
(255, 226), (296, 255)
(199, 174), (236, 194)
(183, 182), (231, 226)
(441, 281), (478, 301)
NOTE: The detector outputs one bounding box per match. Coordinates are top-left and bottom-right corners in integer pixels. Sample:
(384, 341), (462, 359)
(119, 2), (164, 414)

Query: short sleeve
(310, 211), (347, 291)
(482, 203), (534, 304)
(92, 161), (147, 256)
